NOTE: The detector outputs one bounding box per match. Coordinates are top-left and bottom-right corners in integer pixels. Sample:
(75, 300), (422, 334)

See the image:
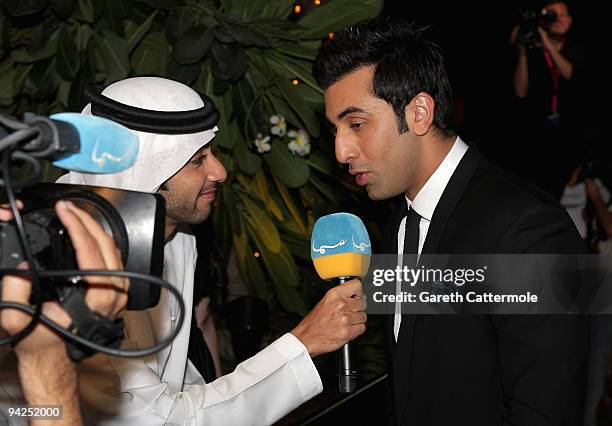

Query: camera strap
(58, 283), (124, 362)
(543, 49), (560, 114)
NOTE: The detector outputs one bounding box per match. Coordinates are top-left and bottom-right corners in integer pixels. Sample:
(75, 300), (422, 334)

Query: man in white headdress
(0, 76), (366, 425)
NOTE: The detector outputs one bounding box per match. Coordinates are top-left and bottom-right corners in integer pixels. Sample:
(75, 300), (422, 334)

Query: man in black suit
(314, 21), (588, 425)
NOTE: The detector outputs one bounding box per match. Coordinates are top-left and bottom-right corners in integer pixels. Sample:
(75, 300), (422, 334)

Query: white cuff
(270, 333), (323, 400)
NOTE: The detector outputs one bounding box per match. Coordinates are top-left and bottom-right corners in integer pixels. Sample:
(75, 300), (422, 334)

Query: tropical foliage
(1, 1), (387, 377)
(1, 0), (382, 315)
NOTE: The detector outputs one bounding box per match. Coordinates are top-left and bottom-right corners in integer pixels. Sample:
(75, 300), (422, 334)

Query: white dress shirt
(394, 137), (469, 340)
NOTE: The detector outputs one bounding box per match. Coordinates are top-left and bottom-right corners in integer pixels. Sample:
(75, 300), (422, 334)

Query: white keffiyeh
(57, 77), (216, 395)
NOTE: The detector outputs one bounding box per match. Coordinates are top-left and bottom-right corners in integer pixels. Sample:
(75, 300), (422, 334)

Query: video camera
(517, 8), (558, 49)
(1, 183), (165, 310)
(0, 111), (184, 360)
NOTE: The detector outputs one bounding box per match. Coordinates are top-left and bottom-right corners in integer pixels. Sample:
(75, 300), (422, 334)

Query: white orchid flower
(270, 114), (287, 136)
(287, 129), (311, 157)
(254, 132), (271, 154)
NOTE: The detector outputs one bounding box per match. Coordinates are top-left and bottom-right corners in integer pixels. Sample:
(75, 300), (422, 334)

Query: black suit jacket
(384, 147), (588, 426)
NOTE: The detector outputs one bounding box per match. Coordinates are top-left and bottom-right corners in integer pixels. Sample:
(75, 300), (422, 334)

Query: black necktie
(403, 207), (421, 267)
(393, 206), (421, 344)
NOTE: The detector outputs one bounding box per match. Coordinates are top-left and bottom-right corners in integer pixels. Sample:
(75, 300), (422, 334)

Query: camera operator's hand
(0, 199), (24, 220)
(1, 200), (129, 334)
(536, 25), (574, 79)
(291, 279), (367, 357)
(537, 27), (555, 52)
(510, 25), (526, 52)
(0, 200), (129, 425)
(511, 24), (529, 98)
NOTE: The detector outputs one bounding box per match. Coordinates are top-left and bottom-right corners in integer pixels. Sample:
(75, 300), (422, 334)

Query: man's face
(324, 66), (421, 201)
(159, 145), (227, 226)
(545, 2), (572, 35)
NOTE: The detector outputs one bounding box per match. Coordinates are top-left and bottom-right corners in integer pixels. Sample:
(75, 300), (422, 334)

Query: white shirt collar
(406, 136), (469, 221)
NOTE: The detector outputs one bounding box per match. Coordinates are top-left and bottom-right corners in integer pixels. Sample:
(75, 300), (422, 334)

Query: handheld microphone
(311, 213), (371, 393)
(22, 113), (139, 174)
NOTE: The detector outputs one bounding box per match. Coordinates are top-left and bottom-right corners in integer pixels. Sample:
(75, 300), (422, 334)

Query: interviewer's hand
(291, 279), (367, 357)
(0, 200), (129, 357)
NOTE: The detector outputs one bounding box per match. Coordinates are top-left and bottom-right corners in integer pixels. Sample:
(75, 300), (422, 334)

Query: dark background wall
(382, 0), (607, 175)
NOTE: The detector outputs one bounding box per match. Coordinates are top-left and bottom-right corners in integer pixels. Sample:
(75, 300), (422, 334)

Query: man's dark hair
(313, 21), (454, 135)
(542, 0), (570, 11)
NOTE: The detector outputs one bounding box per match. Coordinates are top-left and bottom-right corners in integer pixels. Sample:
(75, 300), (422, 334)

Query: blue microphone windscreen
(311, 213), (371, 260)
(51, 113), (139, 174)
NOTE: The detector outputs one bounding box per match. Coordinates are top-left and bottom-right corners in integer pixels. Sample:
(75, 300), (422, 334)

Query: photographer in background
(510, 0), (584, 199)
(0, 200), (130, 425)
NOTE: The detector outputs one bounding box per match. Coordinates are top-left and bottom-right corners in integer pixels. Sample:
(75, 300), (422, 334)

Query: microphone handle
(334, 276), (357, 393)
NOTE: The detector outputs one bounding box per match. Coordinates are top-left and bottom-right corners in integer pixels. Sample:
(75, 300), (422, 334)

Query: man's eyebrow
(337, 106), (367, 121)
(190, 147), (207, 160)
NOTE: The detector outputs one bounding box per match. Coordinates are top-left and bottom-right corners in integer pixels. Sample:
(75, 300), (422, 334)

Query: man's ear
(405, 92), (435, 136)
